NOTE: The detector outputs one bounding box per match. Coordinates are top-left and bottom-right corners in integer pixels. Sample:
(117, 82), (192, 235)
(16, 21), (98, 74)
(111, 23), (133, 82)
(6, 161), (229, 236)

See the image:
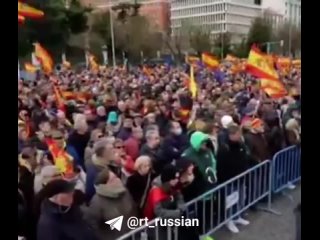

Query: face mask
(174, 128), (182, 135)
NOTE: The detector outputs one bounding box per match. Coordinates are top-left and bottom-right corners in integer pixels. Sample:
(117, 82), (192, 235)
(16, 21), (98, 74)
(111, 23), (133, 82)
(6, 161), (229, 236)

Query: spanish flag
(53, 84), (66, 112)
(201, 52), (219, 69)
(260, 78), (287, 99)
(246, 46), (278, 80)
(46, 138), (74, 179)
(188, 65), (197, 99)
(24, 63), (37, 73)
(186, 56), (200, 65)
(18, 14), (25, 23)
(143, 66), (153, 76)
(18, 1), (44, 18)
(35, 43), (53, 74)
(225, 54), (238, 63)
(89, 54), (99, 71)
(247, 46), (287, 98)
(62, 60), (71, 69)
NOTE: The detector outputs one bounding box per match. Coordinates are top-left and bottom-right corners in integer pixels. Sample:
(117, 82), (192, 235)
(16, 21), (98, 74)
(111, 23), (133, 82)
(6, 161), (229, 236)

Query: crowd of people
(18, 62), (301, 240)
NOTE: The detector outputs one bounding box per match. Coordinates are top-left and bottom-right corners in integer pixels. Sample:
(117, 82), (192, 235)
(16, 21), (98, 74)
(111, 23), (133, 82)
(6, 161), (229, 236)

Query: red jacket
(143, 186), (170, 220)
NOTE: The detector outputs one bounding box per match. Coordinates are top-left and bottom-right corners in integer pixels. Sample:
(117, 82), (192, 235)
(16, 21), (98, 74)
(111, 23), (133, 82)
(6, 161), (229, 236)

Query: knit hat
(42, 179), (75, 198)
(107, 111), (118, 124)
(175, 157), (193, 174)
(161, 164), (179, 183)
(221, 115), (234, 128)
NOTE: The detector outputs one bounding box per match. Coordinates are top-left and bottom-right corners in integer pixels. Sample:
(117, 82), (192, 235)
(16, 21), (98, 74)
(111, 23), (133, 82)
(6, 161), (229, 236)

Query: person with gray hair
(140, 129), (166, 175)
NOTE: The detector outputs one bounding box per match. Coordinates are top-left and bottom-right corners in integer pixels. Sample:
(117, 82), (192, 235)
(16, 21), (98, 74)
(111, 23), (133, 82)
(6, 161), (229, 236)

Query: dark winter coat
(244, 131), (271, 166)
(68, 130), (90, 169)
(162, 133), (189, 163)
(126, 172), (155, 212)
(37, 199), (98, 240)
(217, 139), (250, 184)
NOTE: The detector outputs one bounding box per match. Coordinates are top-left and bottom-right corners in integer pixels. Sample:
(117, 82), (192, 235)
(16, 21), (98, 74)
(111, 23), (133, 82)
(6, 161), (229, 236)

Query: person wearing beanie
(217, 124), (250, 233)
(37, 179), (98, 240)
(218, 115), (234, 147)
(182, 131), (218, 194)
(143, 164), (183, 220)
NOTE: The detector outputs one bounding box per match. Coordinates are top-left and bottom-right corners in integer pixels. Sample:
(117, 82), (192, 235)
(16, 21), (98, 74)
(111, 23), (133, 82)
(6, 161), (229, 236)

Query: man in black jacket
(217, 124), (250, 233)
(162, 121), (189, 164)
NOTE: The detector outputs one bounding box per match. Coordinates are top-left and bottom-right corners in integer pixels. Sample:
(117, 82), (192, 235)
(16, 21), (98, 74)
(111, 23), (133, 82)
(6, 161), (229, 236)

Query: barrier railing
(184, 160), (273, 238)
(272, 145), (301, 194)
(117, 160), (274, 240)
(117, 145), (302, 240)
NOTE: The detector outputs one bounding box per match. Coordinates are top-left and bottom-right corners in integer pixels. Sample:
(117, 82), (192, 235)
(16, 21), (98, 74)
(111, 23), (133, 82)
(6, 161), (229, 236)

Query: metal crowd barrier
(117, 160), (275, 240)
(271, 145), (301, 194)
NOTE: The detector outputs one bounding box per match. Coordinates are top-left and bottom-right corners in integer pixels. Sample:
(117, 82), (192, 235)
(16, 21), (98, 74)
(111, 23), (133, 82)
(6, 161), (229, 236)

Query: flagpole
(109, 0), (116, 68)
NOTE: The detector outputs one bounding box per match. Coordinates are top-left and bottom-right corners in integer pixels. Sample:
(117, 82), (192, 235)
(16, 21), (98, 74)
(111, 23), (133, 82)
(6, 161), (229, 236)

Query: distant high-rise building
(262, 0), (301, 27)
(81, 0), (170, 32)
(171, 0), (262, 43)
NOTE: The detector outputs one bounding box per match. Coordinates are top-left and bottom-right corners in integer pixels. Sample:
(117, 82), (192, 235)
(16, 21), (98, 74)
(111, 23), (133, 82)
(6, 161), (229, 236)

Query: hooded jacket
(182, 131), (217, 191)
(84, 182), (138, 240)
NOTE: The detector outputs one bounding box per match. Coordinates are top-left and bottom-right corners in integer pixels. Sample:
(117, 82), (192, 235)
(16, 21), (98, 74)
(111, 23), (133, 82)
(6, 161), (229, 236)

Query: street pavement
(212, 185), (301, 240)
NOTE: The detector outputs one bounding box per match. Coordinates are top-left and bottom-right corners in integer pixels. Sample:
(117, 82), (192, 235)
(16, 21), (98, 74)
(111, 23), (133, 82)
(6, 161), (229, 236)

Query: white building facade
(171, 0), (263, 43)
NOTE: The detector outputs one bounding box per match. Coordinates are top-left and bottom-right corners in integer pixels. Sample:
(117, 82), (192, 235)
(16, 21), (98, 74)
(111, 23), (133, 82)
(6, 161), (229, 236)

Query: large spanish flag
(246, 46), (279, 80)
(35, 43), (53, 74)
(18, 1), (44, 18)
(247, 46), (287, 98)
(201, 52), (219, 69)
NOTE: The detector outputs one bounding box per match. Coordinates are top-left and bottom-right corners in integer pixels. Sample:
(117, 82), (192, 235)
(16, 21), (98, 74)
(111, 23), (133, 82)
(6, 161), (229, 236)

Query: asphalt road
(212, 185), (301, 240)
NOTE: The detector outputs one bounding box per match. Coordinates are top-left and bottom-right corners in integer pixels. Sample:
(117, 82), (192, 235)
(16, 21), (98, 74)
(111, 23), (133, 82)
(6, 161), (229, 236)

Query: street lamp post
(288, 0), (293, 57)
(102, 45), (108, 65)
(109, 1), (116, 68)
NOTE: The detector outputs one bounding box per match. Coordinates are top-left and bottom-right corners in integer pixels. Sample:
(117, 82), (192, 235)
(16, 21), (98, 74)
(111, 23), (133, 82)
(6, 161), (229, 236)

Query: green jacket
(182, 131), (217, 184)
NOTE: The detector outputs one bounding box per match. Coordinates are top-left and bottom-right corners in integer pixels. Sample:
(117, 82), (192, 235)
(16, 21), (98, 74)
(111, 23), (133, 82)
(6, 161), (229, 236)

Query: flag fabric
(24, 63), (37, 73)
(201, 52), (219, 69)
(188, 65), (197, 99)
(225, 54), (238, 62)
(62, 60), (71, 69)
(88, 54), (99, 71)
(45, 138), (74, 178)
(246, 46), (279, 80)
(186, 56), (200, 65)
(18, 14), (25, 23)
(247, 46), (287, 98)
(260, 78), (287, 99)
(18, 2), (44, 18)
(34, 43), (53, 74)
(143, 66), (153, 76)
(53, 84), (66, 112)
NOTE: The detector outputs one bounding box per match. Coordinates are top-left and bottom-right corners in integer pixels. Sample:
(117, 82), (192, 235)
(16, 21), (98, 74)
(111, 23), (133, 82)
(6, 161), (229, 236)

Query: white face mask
(174, 128), (182, 135)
